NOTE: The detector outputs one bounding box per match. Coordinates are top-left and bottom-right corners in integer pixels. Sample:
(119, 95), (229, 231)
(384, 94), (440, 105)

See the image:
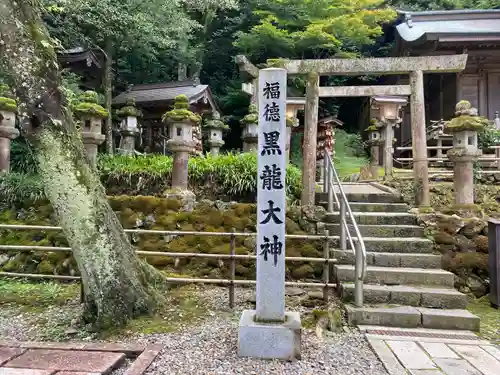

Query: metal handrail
(323, 152), (367, 307)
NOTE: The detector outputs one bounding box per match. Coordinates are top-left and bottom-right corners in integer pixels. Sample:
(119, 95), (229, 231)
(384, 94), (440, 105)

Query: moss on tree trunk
(34, 119), (165, 328)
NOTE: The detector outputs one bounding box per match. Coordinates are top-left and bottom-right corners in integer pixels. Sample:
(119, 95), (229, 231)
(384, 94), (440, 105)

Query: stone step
(318, 202), (409, 213)
(340, 284), (467, 309)
(333, 250), (442, 269)
(326, 223), (425, 238)
(324, 212), (417, 226)
(315, 192), (403, 204)
(335, 265), (455, 287)
(328, 236), (434, 254)
(346, 305), (480, 331)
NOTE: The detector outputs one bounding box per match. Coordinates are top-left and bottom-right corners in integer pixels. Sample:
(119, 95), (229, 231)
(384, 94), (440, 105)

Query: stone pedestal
(0, 112), (19, 173)
(119, 129), (138, 155)
(168, 141), (193, 191)
(448, 152), (480, 205)
(82, 131), (106, 167)
(369, 142), (380, 180)
(209, 139), (224, 156)
(238, 310), (301, 360)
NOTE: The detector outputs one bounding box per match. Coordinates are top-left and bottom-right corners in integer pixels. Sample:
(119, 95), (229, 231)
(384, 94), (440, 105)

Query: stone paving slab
(366, 328), (500, 375)
(0, 347), (26, 366)
(0, 369), (54, 375)
(0, 342), (162, 375)
(5, 349), (125, 374)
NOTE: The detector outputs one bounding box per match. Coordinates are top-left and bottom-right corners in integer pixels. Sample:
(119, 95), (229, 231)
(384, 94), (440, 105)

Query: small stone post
(238, 68), (301, 360)
(0, 85), (19, 173)
(205, 112), (228, 156)
(241, 104), (259, 152)
(163, 94), (200, 193)
(116, 99), (141, 155)
(445, 101), (488, 205)
(73, 91), (107, 167)
(366, 123), (382, 180)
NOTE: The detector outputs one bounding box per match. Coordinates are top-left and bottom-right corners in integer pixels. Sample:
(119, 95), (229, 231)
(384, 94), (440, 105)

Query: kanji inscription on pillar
(256, 68), (287, 321)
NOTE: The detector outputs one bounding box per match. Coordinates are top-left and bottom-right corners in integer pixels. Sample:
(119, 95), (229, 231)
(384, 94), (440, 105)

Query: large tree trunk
(103, 37), (114, 154)
(1, 0), (165, 329)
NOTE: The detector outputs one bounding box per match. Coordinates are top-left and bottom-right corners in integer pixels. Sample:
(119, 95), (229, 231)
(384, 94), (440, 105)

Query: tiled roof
(396, 9), (500, 44)
(112, 81), (211, 105)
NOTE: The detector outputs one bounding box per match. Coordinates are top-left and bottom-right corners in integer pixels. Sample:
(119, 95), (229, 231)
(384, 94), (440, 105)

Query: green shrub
(100, 152), (302, 202)
(0, 153), (302, 205)
(478, 126), (500, 151)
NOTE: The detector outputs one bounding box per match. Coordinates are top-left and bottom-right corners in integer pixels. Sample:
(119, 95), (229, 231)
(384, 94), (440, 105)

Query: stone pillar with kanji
(238, 68), (301, 361)
(73, 91), (107, 167)
(445, 100), (488, 206)
(366, 122), (383, 180)
(241, 104), (259, 152)
(0, 85), (19, 173)
(163, 95), (200, 195)
(205, 112), (228, 156)
(116, 98), (141, 155)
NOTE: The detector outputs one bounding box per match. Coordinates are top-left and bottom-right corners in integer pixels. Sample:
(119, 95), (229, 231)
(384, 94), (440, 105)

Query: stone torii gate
(236, 54), (468, 207)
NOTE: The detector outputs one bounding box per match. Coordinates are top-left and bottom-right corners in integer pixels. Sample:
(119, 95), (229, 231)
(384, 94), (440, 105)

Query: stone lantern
(371, 95), (407, 179)
(162, 94), (201, 193)
(73, 91), (107, 167)
(205, 112), (229, 156)
(365, 121), (384, 180)
(241, 104), (258, 152)
(445, 100), (489, 206)
(116, 98), (142, 155)
(0, 85), (19, 173)
(286, 97), (305, 162)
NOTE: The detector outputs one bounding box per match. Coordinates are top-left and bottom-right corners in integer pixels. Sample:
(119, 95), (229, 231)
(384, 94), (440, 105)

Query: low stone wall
(0, 196), (327, 280)
(415, 211), (489, 298)
(477, 171), (500, 185)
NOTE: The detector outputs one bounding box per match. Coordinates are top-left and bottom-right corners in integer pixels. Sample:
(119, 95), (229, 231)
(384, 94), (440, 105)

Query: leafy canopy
(234, 0), (396, 61)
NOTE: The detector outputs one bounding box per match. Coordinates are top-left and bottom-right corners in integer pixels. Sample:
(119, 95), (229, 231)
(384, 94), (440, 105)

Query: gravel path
(0, 286), (388, 375)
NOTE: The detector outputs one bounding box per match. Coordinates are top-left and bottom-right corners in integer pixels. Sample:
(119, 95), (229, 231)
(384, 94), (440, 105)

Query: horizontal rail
(0, 225), (329, 240)
(396, 157), (500, 162)
(0, 245), (338, 264)
(0, 272), (337, 288)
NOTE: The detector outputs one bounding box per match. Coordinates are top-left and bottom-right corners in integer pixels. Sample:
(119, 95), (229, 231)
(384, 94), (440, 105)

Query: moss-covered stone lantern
(73, 91), (107, 167)
(241, 104), (258, 152)
(205, 112), (229, 156)
(445, 100), (489, 205)
(162, 94), (201, 193)
(0, 85), (19, 173)
(116, 98), (142, 155)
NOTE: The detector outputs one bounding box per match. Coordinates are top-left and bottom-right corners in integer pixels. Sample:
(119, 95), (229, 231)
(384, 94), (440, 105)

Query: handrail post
(327, 158), (334, 213)
(340, 199), (347, 250)
(323, 157), (328, 193)
(322, 229), (330, 303)
(354, 241), (364, 307)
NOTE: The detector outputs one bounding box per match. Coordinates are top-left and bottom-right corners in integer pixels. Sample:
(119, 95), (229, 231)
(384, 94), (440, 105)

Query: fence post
(229, 228), (236, 309)
(322, 229), (330, 303)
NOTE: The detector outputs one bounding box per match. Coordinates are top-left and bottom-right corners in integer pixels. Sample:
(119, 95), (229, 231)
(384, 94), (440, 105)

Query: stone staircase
(316, 185), (480, 331)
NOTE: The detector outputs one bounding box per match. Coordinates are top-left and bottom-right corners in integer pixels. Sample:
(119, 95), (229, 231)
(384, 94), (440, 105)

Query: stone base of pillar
(164, 188), (196, 212)
(238, 309), (301, 360)
(242, 135), (258, 152)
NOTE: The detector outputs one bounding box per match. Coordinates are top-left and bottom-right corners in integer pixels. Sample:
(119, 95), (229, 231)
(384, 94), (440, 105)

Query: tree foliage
(234, 0), (397, 62)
